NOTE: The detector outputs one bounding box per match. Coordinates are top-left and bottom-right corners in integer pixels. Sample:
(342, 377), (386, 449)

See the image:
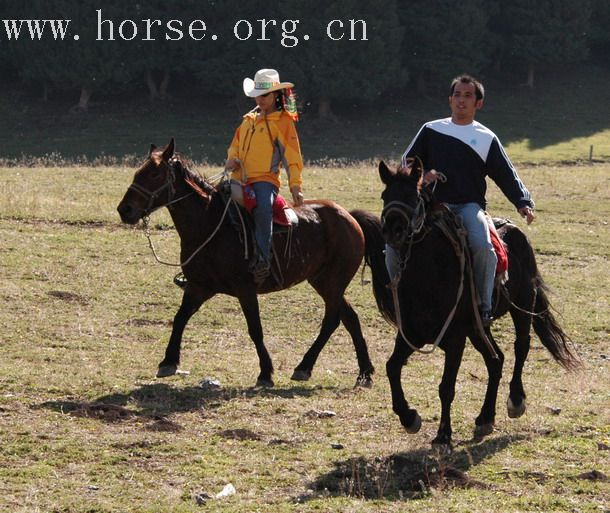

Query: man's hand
(518, 206), (535, 225)
(422, 169), (442, 185)
(290, 185), (304, 206)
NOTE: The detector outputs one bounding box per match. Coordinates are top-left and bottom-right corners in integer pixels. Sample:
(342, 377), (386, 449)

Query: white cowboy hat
(243, 68), (294, 98)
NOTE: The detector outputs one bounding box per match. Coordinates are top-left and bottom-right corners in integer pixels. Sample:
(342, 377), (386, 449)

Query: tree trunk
(70, 86), (91, 113)
(146, 70), (159, 100)
(159, 70), (170, 100)
(415, 72), (426, 96)
(318, 97), (333, 119)
(526, 63), (535, 89)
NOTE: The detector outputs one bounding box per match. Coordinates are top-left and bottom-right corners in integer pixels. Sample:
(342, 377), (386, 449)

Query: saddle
(430, 203), (509, 278)
(221, 183), (298, 286)
(228, 181), (298, 229)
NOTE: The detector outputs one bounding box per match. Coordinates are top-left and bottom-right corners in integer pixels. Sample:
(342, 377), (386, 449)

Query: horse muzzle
(117, 200), (144, 224)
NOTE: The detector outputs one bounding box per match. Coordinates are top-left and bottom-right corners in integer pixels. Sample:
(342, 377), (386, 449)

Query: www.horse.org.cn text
(1, 10), (369, 48)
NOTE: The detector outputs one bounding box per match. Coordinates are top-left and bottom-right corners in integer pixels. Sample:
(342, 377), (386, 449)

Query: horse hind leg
(339, 298), (375, 387)
(291, 300), (341, 382)
(292, 267), (353, 382)
(507, 305), (533, 418)
(157, 285), (211, 378)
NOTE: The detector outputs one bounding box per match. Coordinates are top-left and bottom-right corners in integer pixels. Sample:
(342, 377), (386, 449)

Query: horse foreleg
(433, 337), (466, 450)
(507, 307), (533, 418)
(157, 285), (212, 378)
(386, 336), (419, 433)
(470, 329), (504, 438)
(238, 292), (274, 387)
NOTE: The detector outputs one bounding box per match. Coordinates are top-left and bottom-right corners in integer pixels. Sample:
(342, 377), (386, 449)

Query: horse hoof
(355, 374), (373, 388)
(291, 369), (311, 382)
(255, 378), (274, 388)
(431, 441), (453, 455)
(156, 364), (178, 378)
(403, 412), (422, 434)
(474, 423), (494, 439)
(507, 397), (527, 418)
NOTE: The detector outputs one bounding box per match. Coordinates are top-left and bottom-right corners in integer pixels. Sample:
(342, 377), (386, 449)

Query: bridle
(127, 159), (196, 216)
(381, 195), (427, 242)
(126, 159), (239, 269)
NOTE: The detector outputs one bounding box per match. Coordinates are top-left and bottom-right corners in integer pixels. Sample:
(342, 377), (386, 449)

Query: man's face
(449, 82), (483, 125)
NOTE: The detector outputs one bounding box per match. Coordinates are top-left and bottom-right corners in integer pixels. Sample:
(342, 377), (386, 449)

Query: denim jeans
(446, 202), (497, 312)
(384, 201), (497, 312)
(250, 181), (278, 263)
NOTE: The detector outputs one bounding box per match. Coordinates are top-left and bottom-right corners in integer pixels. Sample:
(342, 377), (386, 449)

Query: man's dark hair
(450, 74), (485, 101)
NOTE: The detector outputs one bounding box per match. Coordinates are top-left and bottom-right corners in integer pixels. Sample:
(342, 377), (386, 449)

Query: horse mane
(170, 156), (216, 198)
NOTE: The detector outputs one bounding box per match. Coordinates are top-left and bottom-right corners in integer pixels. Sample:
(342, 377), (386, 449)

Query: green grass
(1, 63), (610, 165)
(0, 163), (608, 512)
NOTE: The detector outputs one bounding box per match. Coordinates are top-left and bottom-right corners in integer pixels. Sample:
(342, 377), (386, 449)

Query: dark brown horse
(350, 160), (579, 449)
(117, 139), (374, 387)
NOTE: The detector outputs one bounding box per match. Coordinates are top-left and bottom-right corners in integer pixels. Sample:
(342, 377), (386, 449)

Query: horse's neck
(166, 186), (220, 242)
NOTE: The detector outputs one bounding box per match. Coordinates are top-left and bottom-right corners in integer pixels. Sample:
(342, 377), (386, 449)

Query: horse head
(117, 138), (186, 224)
(379, 157), (426, 249)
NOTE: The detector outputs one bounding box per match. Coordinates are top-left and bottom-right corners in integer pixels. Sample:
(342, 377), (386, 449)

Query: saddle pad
(272, 194), (298, 226)
(488, 218), (508, 275)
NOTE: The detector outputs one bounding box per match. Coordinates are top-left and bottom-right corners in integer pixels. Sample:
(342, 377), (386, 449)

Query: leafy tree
(189, 0), (406, 118)
(122, 1), (204, 101)
(273, 0), (406, 118)
(397, 0), (494, 95)
(494, 0), (592, 88)
(588, 0), (610, 66)
(7, 1), (137, 110)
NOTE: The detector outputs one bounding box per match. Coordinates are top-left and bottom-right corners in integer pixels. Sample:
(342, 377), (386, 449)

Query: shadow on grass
(36, 382), (324, 424)
(304, 434), (528, 501)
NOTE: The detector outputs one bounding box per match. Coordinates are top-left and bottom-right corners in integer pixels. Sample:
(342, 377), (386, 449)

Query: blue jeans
(385, 202), (497, 312)
(446, 202), (497, 312)
(250, 181), (277, 263)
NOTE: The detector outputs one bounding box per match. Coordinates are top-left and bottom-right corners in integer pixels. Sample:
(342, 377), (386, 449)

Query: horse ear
(379, 160), (393, 185)
(149, 144), (157, 157)
(162, 138), (175, 162)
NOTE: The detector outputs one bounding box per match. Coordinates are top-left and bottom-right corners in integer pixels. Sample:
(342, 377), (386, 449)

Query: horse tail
(511, 229), (581, 370)
(532, 277), (581, 371)
(350, 209), (396, 326)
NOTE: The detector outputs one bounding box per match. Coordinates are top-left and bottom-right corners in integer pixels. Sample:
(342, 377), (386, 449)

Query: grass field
(0, 162), (609, 512)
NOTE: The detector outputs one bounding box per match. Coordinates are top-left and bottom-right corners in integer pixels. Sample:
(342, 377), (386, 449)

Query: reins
(387, 220), (466, 355)
(132, 159), (239, 269)
(383, 197), (498, 359)
(141, 197), (233, 268)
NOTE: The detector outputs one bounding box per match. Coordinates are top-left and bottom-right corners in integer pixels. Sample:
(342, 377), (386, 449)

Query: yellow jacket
(227, 109), (303, 189)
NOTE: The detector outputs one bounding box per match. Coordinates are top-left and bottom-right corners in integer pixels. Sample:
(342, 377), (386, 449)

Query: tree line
(0, 0), (608, 115)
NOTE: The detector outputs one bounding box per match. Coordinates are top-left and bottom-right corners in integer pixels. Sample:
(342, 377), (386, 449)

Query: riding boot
(250, 257), (270, 284)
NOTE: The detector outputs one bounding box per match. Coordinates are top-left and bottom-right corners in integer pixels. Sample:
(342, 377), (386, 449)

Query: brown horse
(117, 139), (374, 387)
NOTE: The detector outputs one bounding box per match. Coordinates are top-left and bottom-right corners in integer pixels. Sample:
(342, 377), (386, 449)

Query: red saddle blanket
(488, 218), (508, 275)
(242, 186), (295, 226)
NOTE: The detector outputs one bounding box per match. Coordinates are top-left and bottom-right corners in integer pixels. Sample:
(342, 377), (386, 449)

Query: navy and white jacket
(402, 118), (534, 210)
